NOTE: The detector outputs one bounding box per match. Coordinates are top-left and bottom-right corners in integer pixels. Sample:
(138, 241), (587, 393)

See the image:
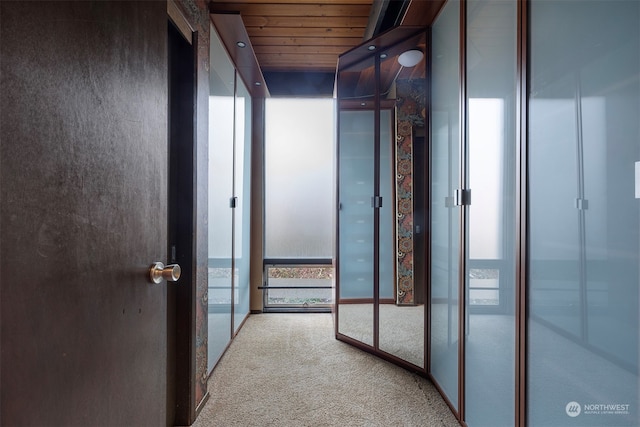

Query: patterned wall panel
(395, 79), (426, 305)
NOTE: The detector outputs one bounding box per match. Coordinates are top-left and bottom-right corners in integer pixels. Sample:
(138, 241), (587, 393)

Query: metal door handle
(149, 262), (181, 284)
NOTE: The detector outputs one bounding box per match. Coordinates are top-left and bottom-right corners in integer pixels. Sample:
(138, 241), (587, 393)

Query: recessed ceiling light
(237, 41), (247, 48)
(367, 45), (376, 51)
(254, 82), (261, 86)
(380, 53), (388, 59)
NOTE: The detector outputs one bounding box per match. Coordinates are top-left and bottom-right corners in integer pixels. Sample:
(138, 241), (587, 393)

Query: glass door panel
(233, 78), (251, 333)
(464, 0), (517, 425)
(430, 0), (461, 410)
(528, 1), (640, 425)
(337, 29), (428, 365)
(207, 24), (235, 372)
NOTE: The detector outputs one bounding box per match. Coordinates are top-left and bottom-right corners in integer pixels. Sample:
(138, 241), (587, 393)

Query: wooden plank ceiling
(210, 0), (374, 73)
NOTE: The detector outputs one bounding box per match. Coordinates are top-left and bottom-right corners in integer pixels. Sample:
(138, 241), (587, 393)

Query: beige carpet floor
(193, 313), (460, 427)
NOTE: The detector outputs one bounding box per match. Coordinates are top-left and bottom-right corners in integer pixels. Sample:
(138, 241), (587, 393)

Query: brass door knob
(149, 262), (181, 284)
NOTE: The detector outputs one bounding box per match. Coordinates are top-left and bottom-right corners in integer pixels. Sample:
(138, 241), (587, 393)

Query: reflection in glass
(378, 65), (426, 367)
(528, 1), (639, 425)
(378, 108), (408, 359)
(338, 109), (375, 346)
(430, 0), (461, 410)
(336, 26), (428, 369)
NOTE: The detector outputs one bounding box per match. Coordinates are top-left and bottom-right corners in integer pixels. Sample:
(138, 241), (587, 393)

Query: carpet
(192, 313), (459, 427)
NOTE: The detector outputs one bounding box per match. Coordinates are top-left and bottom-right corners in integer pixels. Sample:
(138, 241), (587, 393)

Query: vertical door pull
(454, 189), (471, 206)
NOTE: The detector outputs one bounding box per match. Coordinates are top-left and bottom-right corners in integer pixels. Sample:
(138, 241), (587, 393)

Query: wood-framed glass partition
(335, 26), (428, 370)
(207, 21), (253, 373)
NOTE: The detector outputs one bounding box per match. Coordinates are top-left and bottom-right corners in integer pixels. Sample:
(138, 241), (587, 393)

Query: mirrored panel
(337, 107), (375, 347)
(336, 26), (427, 369)
(378, 32), (427, 368)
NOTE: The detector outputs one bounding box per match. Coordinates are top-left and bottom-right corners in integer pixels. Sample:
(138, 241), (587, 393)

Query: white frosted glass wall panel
(468, 99), (504, 261)
(264, 98), (334, 258)
(208, 96), (234, 257)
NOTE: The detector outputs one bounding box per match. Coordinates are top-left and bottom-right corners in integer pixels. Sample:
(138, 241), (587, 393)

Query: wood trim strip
(168, 0), (193, 44)
(425, 22), (433, 387)
(210, 3), (372, 18)
(337, 298), (396, 305)
(458, 0), (468, 422)
(516, 0), (529, 425)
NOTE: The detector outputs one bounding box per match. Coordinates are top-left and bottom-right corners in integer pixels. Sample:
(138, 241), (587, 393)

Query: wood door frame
(168, 8), (204, 425)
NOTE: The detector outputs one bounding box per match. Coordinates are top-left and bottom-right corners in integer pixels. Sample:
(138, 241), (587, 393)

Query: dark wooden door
(1, 2), (171, 425)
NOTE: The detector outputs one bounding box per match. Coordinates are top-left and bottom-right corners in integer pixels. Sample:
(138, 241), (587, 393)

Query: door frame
(168, 3), (205, 424)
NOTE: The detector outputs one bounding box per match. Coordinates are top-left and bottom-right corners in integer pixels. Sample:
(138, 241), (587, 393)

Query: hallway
(193, 314), (459, 426)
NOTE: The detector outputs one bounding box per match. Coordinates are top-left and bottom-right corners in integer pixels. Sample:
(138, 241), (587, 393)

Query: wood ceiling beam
(213, 0), (371, 4)
(254, 45), (347, 55)
(241, 16), (369, 28)
(250, 36), (361, 47)
(257, 54), (338, 66)
(246, 26), (365, 38)
(210, 3), (371, 17)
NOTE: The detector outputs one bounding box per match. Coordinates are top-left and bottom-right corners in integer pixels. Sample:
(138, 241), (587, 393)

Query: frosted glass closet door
(429, 0), (461, 410)
(207, 24), (235, 372)
(464, 1), (517, 426)
(528, 1), (640, 425)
